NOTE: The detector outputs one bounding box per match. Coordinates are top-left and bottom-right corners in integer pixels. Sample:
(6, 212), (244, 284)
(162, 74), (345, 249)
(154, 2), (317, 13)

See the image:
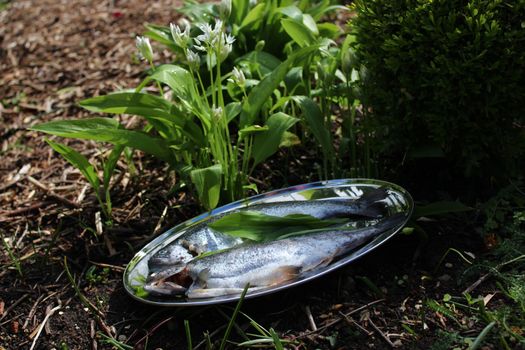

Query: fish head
(144, 265), (192, 296)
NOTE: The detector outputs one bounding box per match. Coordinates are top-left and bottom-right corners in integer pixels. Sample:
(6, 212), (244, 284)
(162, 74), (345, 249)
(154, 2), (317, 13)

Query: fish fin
(266, 265), (301, 286)
(354, 202), (387, 218)
(187, 287), (244, 299)
(198, 268), (210, 282)
(187, 286), (265, 299)
(346, 188), (389, 218)
(143, 281), (187, 296)
(358, 187), (389, 205)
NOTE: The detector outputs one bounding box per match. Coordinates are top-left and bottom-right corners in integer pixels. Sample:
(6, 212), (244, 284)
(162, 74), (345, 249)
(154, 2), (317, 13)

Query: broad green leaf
(277, 5), (303, 20)
(302, 14), (319, 35)
(318, 23), (342, 39)
(136, 65), (208, 138)
(251, 112), (298, 167)
(284, 66), (304, 93)
(31, 118), (175, 164)
(242, 183), (258, 194)
(45, 139), (100, 191)
(177, 0), (216, 23)
(231, 0), (249, 25)
(279, 131), (301, 147)
(144, 24), (180, 52)
(136, 65), (203, 117)
(307, 3), (347, 21)
(208, 211), (346, 242)
(190, 164), (223, 211)
(240, 45), (320, 127)
(79, 92), (186, 129)
(239, 3), (266, 31)
(32, 117), (120, 133)
(414, 201), (472, 218)
(292, 96), (333, 156)
(236, 51), (282, 76)
(79, 91), (204, 144)
(281, 18), (316, 47)
(340, 34), (356, 74)
(225, 101), (242, 123)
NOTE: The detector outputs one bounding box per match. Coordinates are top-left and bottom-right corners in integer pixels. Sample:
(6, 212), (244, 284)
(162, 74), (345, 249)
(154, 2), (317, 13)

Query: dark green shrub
(350, 0), (525, 190)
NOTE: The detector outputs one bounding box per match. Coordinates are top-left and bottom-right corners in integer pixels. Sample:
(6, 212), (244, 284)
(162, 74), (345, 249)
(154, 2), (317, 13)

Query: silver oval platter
(124, 179), (413, 306)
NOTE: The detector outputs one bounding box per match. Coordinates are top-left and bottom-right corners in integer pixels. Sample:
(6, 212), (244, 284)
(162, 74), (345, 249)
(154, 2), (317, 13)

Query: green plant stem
(148, 60), (164, 98)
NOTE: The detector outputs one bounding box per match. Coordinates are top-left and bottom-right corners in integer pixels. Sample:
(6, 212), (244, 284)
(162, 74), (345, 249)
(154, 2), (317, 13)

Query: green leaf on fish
(208, 211), (347, 242)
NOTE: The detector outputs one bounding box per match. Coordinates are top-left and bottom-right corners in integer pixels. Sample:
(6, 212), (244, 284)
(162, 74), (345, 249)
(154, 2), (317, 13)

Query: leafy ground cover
(1, 1), (524, 349)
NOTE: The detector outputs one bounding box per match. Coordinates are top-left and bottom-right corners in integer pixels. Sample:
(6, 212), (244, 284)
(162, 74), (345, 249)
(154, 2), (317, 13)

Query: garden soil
(0, 1), (494, 349)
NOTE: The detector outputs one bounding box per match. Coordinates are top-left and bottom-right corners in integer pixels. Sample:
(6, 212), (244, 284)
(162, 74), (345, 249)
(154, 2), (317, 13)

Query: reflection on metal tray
(123, 179), (413, 306)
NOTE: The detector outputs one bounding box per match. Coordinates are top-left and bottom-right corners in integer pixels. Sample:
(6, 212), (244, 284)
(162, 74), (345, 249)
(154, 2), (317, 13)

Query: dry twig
(29, 302), (62, 350)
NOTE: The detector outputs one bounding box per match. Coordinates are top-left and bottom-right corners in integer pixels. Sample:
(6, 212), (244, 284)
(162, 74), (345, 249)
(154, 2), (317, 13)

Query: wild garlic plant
(164, 19), (246, 208)
(32, 12), (311, 211)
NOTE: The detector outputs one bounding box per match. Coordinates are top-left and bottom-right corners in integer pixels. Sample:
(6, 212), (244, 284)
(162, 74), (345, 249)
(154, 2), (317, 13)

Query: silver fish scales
(147, 187), (389, 277)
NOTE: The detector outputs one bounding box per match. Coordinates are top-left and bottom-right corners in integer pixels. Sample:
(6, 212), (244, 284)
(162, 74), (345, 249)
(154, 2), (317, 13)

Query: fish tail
(348, 187), (389, 217)
(374, 212), (407, 231)
(356, 187), (389, 207)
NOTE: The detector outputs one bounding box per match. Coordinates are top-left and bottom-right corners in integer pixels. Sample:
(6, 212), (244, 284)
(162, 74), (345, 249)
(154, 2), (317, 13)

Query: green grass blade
(98, 332), (133, 350)
(1, 233), (23, 277)
(219, 284), (250, 350)
(426, 299), (460, 324)
(184, 320), (193, 350)
(470, 321), (496, 350)
(269, 328), (285, 350)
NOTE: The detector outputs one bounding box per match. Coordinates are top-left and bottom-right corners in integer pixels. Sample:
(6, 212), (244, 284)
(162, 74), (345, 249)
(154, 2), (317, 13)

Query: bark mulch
(0, 1), (487, 349)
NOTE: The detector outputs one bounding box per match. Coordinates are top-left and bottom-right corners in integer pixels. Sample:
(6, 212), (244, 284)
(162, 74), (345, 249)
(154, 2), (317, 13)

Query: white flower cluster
(193, 20), (235, 62)
(169, 19), (235, 70)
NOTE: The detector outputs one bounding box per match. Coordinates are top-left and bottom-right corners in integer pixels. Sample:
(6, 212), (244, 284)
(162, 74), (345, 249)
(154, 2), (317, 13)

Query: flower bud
(255, 40), (265, 52)
(186, 49), (200, 70)
(230, 67), (246, 87)
(219, 0), (231, 20)
(212, 106), (223, 122)
(170, 22), (191, 48)
(136, 36), (153, 62)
